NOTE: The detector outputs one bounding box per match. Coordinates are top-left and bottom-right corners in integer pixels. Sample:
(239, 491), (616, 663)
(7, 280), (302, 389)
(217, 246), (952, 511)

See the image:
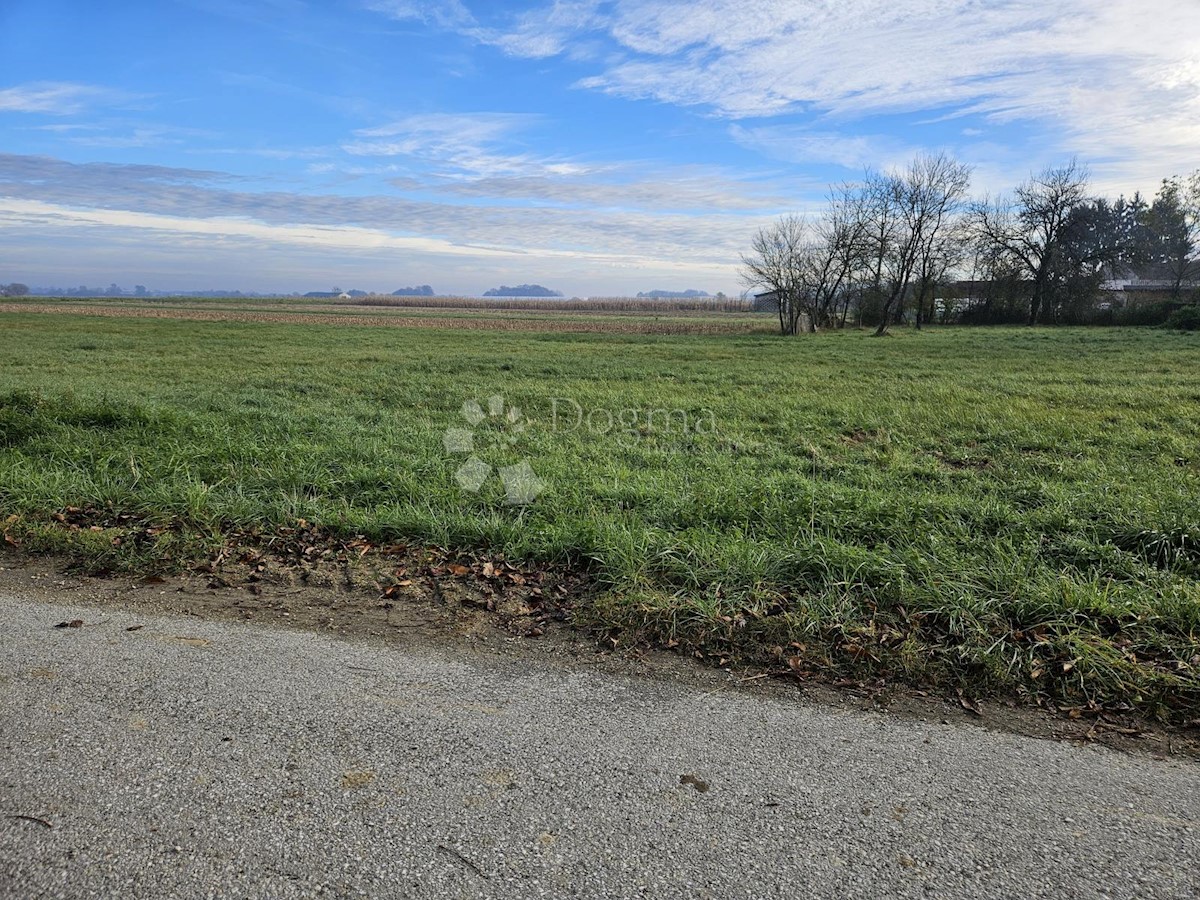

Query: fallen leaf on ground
(163, 635), (211, 648)
(679, 774), (709, 793)
(957, 688), (983, 717)
(341, 770), (375, 789)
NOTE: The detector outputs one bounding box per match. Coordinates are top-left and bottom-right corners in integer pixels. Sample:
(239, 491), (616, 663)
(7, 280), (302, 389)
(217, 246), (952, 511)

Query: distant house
(1113, 278), (1193, 294)
(304, 290), (363, 300)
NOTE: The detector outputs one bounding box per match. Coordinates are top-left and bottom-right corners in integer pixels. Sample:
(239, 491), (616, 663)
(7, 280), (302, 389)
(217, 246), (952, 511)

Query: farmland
(1, 304), (1198, 721)
(0, 297), (773, 336)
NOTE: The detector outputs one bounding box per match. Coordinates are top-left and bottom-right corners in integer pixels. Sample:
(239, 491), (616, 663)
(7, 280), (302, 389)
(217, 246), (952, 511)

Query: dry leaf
(956, 688), (983, 717)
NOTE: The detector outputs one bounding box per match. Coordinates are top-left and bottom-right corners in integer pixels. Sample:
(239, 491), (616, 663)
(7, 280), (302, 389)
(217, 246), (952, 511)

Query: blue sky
(2, 0), (1198, 296)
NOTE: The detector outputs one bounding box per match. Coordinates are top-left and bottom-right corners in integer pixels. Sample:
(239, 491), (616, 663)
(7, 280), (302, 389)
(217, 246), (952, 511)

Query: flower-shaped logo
(442, 395), (546, 505)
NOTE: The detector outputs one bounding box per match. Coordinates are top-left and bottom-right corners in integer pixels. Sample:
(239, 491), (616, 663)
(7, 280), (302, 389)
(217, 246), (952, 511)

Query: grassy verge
(1, 312), (1198, 720)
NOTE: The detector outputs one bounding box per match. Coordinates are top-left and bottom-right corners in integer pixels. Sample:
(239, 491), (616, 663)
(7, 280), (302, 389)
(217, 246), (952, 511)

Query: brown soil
(0, 303), (767, 336)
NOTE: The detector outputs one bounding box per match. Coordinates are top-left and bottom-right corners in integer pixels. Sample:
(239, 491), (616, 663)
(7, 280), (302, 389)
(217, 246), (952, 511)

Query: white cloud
(364, 0), (475, 29)
(0, 82), (130, 116)
(471, 0), (1200, 186)
(342, 112), (596, 179)
(68, 124), (220, 150)
(0, 198), (524, 259)
(0, 154), (774, 290)
(484, 1), (605, 59)
(729, 125), (918, 172)
(351, 111), (533, 143)
(0, 197), (742, 295)
(422, 167), (789, 212)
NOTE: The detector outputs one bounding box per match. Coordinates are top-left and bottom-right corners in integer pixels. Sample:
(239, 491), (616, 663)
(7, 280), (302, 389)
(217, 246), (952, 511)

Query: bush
(1112, 300), (1175, 326)
(1165, 305), (1200, 330)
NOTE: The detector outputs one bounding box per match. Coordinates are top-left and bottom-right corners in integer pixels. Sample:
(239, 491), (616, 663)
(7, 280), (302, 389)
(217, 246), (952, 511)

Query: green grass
(2, 312), (1198, 719)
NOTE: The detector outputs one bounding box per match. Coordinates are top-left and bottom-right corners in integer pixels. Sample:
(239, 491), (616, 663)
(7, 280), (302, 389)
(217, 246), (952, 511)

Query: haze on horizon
(2, 0), (1199, 297)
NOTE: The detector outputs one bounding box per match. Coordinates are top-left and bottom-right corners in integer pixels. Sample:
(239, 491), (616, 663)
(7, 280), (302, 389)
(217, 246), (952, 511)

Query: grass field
(1, 308), (1198, 720)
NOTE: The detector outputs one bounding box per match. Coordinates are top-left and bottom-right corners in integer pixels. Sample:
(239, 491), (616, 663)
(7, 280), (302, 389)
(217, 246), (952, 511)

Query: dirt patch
(933, 451), (993, 471)
(0, 511), (588, 656)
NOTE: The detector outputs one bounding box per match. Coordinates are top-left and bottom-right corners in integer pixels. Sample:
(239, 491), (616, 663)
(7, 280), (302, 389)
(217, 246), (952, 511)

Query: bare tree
(912, 215), (969, 329)
(864, 152), (973, 335)
(741, 215), (808, 335)
(742, 155), (969, 336)
(796, 184), (873, 331)
(970, 160), (1090, 324)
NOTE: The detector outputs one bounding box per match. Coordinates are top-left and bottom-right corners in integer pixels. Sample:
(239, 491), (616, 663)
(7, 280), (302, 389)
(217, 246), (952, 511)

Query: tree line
(741, 155), (1200, 335)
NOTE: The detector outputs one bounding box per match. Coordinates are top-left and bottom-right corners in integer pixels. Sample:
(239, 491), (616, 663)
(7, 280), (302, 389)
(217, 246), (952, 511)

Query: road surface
(1, 591), (1197, 899)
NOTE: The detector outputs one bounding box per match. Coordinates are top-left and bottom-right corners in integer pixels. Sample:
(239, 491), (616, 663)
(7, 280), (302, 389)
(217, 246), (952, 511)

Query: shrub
(1165, 304), (1200, 331)
(1112, 300), (1175, 326)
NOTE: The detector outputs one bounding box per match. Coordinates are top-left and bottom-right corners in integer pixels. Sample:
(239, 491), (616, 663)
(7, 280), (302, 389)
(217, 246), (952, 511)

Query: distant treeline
(743, 154), (1200, 334)
(483, 284), (562, 297)
(636, 289), (712, 298)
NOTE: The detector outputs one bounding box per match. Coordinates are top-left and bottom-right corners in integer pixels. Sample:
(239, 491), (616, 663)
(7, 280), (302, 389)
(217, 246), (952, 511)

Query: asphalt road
(1, 592), (1197, 900)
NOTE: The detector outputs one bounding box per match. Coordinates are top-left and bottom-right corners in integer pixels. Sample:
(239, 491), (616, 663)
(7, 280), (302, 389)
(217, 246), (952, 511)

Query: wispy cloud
(414, 167), (790, 212)
(67, 123), (220, 150)
(364, 0), (476, 29)
(0, 82), (133, 116)
(0, 195), (739, 295)
(349, 111), (533, 147)
(0, 153), (772, 273)
(342, 112), (594, 179)
(454, 0), (1200, 183)
(337, 112), (791, 210)
(366, 1), (605, 59)
(483, 1), (605, 59)
(729, 125), (918, 172)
